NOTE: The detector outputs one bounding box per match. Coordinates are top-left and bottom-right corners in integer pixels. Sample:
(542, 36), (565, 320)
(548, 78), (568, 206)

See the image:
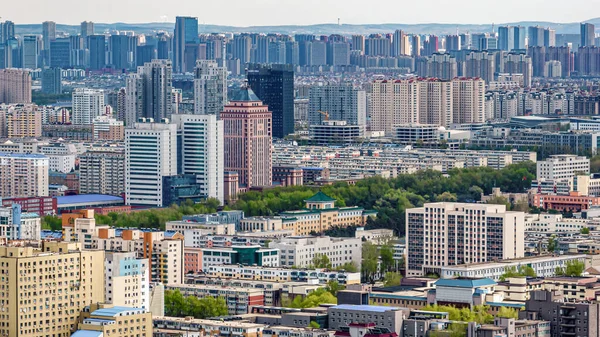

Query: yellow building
(279, 192), (377, 235)
(74, 303), (152, 337)
(0, 241), (104, 337)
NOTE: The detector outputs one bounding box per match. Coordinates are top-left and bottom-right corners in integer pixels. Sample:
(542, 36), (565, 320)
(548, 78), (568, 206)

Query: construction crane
(317, 110), (330, 121)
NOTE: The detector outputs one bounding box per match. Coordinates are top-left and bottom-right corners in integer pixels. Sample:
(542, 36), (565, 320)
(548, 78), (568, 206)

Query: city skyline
(4, 0), (600, 26)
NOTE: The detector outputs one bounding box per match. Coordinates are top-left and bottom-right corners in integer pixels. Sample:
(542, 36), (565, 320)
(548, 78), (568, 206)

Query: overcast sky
(4, 0), (600, 26)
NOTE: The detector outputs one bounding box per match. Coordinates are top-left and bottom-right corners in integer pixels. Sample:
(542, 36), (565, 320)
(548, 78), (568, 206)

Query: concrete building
(0, 204), (41, 240)
(125, 59), (174, 125)
(105, 251), (150, 310)
(0, 69), (31, 104)
(222, 85), (272, 189)
(204, 264), (361, 284)
(194, 60), (227, 116)
(309, 120), (364, 145)
(38, 142), (77, 174)
(308, 83), (366, 127)
(125, 120), (177, 207)
(392, 124), (441, 145)
(201, 245), (279, 269)
(452, 78), (486, 124)
(41, 67), (62, 94)
(328, 305), (408, 332)
(92, 115), (125, 140)
(172, 114), (224, 203)
(167, 284), (264, 315)
(406, 202), (525, 277)
(153, 316), (263, 337)
(75, 303), (152, 337)
(0, 242), (104, 337)
(271, 236), (362, 268)
(0, 153), (48, 198)
(536, 155), (589, 184)
(79, 150), (125, 196)
(1, 103), (42, 138)
(72, 88), (105, 125)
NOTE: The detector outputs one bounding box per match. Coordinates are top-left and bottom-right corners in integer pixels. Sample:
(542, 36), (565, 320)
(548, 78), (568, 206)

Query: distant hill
(13, 18), (600, 36)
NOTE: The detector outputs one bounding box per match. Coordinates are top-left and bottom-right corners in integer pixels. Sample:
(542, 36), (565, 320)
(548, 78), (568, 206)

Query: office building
(22, 35), (39, 69)
(72, 88), (105, 124)
(0, 69), (31, 104)
(172, 114), (224, 203)
(105, 251), (150, 310)
(406, 202), (525, 277)
(0, 152), (48, 198)
(80, 21), (94, 48)
(271, 236), (362, 268)
(41, 67), (62, 94)
(88, 35), (106, 70)
(0, 242), (104, 337)
(194, 60), (227, 116)
(49, 38), (70, 68)
(125, 120), (178, 207)
(125, 59), (173, 125)
(247, 63), (294, 138)
(536, 154), (589, 184)
(174, 16), (199, 73)
(581, 23), (596, 47)
(41, 21), (56, 51)
(308, 83), (366, 128)
(110, 34), (135, 70)
(2, 103), (42, 138)
(222, 86), (272, 189)
(79, 150), (125, 196)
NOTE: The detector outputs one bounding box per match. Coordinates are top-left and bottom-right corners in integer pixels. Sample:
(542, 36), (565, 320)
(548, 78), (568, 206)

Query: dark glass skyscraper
(49, 38), (71, 68)
(247, 63), (294, 138)
(581, 23), (595, 47)
(174, 16), (198, 73)
(110, 34), (135, 70)
(41, 67), (63, 94)
(88, 35), (106, 70)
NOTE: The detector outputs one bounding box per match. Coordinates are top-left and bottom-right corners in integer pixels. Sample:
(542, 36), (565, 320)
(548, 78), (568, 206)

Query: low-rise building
(201, 245), (280, 269)
(327, 305), (408, 332)
(166, 284), (265, 315)
(74, 303), (152, 337)
(152, 316), (264, 337)
(204, 264), (361, 284)
(270, 236), (362, 268)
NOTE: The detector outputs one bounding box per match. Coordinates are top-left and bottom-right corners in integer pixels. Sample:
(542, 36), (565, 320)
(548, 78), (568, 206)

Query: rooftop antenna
(338, 18), (341, 26)
(492, 23), (495, 34)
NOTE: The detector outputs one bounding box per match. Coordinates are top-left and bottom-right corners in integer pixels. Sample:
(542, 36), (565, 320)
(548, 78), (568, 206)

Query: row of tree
(164, 289), (229, 319)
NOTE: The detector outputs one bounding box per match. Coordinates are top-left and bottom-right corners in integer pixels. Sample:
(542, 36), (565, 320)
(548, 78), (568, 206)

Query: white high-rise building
(194, 60), (227, 116)
(0, 153), (49, 198)
(125, 59), (173, 126)
(125, 120), (177, 207)
(72, 88), (105, 125)
(172, 114), (224, 203)
(406, 202), (525, 277)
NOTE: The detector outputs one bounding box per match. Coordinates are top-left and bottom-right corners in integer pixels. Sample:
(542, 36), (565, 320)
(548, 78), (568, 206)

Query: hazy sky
(5, 0), (600, 26)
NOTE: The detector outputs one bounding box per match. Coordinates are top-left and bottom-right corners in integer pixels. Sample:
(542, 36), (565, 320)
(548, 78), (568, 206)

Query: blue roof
(91, 306), (144, 317)
(71, 330), (104, 337)
(435, 278), (497, 288)
(164, 230), (178, 238)
(486, 302), (525, 308)
(231, 86), (261, 102)
(41, 230), (63, 239)
(331, 305), (401, 312)
(370, 293), (427, 301)
(56, 194), (123, 205)
(0, 152), (47, 159)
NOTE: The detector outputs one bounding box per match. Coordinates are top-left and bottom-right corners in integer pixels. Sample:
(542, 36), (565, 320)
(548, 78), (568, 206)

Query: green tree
(289, 288), (337, 308)
(512, 200), (530, 212)
(547, 235), (557, 253)
(164, 289), (228, 318)
(311, 254), (332, 269)
(487, 196), (511, 210)
(308, 321), (321, 329)
(325, 280), (345, 296)
(581, 227), (590, 235)
(449, 323), (467, 337)
(336, 262), (359, 272)
(379, 244), (395, 272)
(436, 192), (458, 202)
(497, 307), (519, 319)
(499, 266), (537, 281)
(362, 242), (379, 283)
(41, 215), (63, 231)
(383, 272), (402, 287)
(563, 260), (585, 277)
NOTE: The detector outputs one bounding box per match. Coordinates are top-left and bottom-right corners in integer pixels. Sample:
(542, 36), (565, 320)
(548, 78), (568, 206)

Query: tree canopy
(164, 289), (228, 319)
(287, 288), (337, 308)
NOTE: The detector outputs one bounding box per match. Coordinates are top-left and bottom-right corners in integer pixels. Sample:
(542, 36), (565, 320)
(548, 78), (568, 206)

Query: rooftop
(231, 86), (261, 102)
(71, 331), (104, 337)
(330, 304), (402, 312)
(0, 152), (47, 159)
(305, 191), (336, 203)
(56, 194), (124, 205)
(434, 278), (496, 288)
(91, 306), (145, 318)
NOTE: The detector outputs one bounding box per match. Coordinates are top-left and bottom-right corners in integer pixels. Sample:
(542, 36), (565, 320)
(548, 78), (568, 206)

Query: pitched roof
(305, 191), (336, 203)
(231, 87), (261, 102)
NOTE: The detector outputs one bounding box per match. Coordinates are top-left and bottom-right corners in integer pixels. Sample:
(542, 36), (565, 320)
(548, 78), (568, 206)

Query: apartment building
(75, 303), (152, 337)
(204, 265), (361, 284)
(72, 88), (105, 125)
(0, 68), (31, 104)
(153, 317), (264, 337)
(105, 251), (150, 310)
(537, 155), (589, 183)
(328, 305), (408, 332)
(79, 150), (125, 195)
(270, 236), (362, 268)
(166, 284), (264, 315)
(0, 103), (41, 138)
(0, 204), (41, 240)
(0, 242), (104, 337)
(92, 115), (125, 140)
(0, 152), (49, 198)
(406, 202), (525, 277)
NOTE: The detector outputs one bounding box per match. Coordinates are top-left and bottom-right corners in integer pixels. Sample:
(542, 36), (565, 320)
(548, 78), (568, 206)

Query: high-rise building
(0, 152), (49, 198)
(465, 51), (496, 83)
(136, 44), (157, 67)
(92, 115), (124, 140)
(308, 83), (367, 129)
(41, 21), (56, 50)
(514, 26), (527, 50)
(423, 35), (439, 56)
(41, 67), (62, 94)
(125, 59), (173, 125)
(406, 203), (525, 277)
(445, 35), (461, 52)
(424, 53), (458, 79)
(72, 88), (105, 125)
(88, 35), (106, 70)
(528, 26), (546, 47)
(233, 34), (252, 65)
(365, 34), (391, 56)
(193, 60), (227, 116)
(79, 150), (125, 196)
(81, 21), (94, 48)
(104, 251), (150, 310)
(546, 46), (572, 77)
(172, 114), (224, 203)
(451, 78), (486, 124)
(0, 242), (104, 337)
(22, 35), (40, 69)
(247, 63), (294, 138)
(498, 26), (513, 51)
(351, 35), (365, 54)
(174, 16), (199, 73)
(125, 120), (178, 207)
(0, 69), (31, 104)
(503, 52), (533, 87)
(310, 40), (327, 65)
(222, 85), (272, 188)
(412, 35), (421, 56)
(327, 41), (350, 66)
(392, 30), (407, 56)
(2, 103), (42, 138)
(0, 21), (14, 45)
(581, 23), (595, 47)
(49, 38), (71, 68)
(544, 28), (556, 47)
(110, 34), (135, 70)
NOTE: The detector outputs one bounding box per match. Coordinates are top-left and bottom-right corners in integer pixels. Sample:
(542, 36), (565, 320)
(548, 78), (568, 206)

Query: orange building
(533, 192), (600, 212)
